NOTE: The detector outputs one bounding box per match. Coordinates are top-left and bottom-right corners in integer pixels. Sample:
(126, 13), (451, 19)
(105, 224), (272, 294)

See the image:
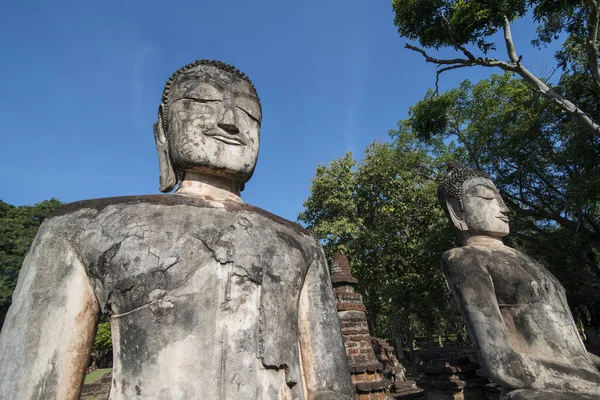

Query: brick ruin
(330, 252), (389, 399)
(371, 338), (424, 399)
(415, 348), (498, 400)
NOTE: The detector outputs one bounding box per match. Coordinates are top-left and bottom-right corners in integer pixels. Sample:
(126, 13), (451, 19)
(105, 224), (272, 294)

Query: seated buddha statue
(438, 163), (600, 400)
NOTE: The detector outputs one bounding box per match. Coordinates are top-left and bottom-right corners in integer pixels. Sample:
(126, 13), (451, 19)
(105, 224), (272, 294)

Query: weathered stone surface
(0, 196), (352, 399)
(0, 60), (353, 400)
(438, 163), (600, 399)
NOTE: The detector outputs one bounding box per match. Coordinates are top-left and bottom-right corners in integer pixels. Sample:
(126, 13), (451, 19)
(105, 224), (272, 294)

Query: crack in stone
(190, 233), (232, 266)
(159, 259), (179, 273)
(119, 283), (135, 294)
(232, 266), (262, 286)
(259, 359), (297, 388)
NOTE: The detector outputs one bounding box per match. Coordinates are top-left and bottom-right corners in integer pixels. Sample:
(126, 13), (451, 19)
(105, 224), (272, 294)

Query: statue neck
(175, 171), (243, 203)
(463, 233), (505, 247)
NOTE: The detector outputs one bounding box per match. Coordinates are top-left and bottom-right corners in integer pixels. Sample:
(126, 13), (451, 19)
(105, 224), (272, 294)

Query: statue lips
(204, 129), (246, 146)
(209, 135), (245, 146)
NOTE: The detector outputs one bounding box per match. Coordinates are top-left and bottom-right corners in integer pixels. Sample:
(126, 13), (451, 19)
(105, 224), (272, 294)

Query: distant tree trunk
(436, 316), (443, 347)
(456, 329), (465, 346)
(425, 318), (435, 349)
(390, 321), (406, 361)
(406, 326), (415, 360)
(366, 312), (376, 337)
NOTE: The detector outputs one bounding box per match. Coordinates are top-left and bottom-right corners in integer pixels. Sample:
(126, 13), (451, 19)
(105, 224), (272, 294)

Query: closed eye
(237, 106), (261, 123)
(171, 98), (221, 106)
(469, 185), (497, 200)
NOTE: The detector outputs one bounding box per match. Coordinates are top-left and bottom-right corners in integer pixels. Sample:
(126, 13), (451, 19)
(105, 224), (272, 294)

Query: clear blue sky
(0, 1), (559, 222)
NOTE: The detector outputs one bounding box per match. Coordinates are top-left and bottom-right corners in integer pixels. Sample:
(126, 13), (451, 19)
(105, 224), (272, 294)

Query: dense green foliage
(393, 0), (527, 53)
(93, 321), (113, 356)
(299, 137), (462, 347)
(0, 199), (62, 327)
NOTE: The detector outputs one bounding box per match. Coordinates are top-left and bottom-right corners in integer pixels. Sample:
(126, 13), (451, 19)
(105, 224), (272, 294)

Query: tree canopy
(299, 136), (461, 346)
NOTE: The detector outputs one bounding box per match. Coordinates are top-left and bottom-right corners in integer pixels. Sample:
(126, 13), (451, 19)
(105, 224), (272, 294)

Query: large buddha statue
(0, 60), (353, 400)
(438, 163), (600, 399)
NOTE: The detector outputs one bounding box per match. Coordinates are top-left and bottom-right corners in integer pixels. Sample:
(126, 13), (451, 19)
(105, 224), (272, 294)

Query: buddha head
(153, 60), (262, 192)
(438, 163), (510, 239)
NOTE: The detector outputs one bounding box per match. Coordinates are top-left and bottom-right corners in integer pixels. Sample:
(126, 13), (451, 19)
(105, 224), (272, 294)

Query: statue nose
(497, 195), (509, 214)
(218, 109), (240, 134)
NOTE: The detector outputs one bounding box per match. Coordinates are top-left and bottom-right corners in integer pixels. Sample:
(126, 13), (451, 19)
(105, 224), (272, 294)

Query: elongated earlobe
(154, 106), (176, 192)
(447, 197), (468, 231)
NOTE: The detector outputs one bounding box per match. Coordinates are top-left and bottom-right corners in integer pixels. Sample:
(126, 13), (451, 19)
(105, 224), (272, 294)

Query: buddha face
(164, 66), (261, 184)
(459, 177), (510, 237)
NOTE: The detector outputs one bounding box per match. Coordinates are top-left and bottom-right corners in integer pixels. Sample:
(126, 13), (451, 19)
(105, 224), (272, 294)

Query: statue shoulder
(225, 202), (314, 238)
(442, 247), (471, 265)
(442, 246), (488, 276)
(48, 194), (217, 219)
(47, 196), (311, 240)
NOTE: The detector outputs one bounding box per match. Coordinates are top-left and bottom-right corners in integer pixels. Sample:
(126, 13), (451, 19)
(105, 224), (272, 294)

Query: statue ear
(446, 197), (468, 231)
(154, 105), (177, 193)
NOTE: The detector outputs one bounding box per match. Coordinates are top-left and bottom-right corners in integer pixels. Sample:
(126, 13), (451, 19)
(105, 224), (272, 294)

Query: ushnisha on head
(153, 60), (262, 197)
(438, 162), (510, 245)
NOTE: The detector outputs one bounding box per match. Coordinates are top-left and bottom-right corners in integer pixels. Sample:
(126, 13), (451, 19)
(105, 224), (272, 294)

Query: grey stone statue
(438, 163), (600, 399)
(0, 60), (353, 400)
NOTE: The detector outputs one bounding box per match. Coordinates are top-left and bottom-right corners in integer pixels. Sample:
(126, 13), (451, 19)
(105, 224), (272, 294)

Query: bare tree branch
(406, 30), (600, 138)
(503, 16), (519, 64)
(584, 212), (600, 236)
(586, 0), (600, 90)
(502, 15), (600, 137)
(435, 65), (471, 94)
(502, 192), (593, 237)
(513, 63), (600, 138)
(404, 44), (470, 65)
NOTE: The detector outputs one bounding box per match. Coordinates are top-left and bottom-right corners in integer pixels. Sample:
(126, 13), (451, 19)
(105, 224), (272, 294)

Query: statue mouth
(211, 135), (246, 146)
(497, 216), (509, 223)
(205, 133), (245, 146)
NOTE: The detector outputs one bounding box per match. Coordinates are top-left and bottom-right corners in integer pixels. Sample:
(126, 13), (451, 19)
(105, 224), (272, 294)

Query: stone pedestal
(416, 348), (488, 400)
(330, 253), (389, 400)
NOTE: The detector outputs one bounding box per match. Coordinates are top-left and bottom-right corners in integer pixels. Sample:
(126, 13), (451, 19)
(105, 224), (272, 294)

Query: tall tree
(298, 153), (361, 257)
(392, 0), (600, 138)
(299, 137), (459, 345)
